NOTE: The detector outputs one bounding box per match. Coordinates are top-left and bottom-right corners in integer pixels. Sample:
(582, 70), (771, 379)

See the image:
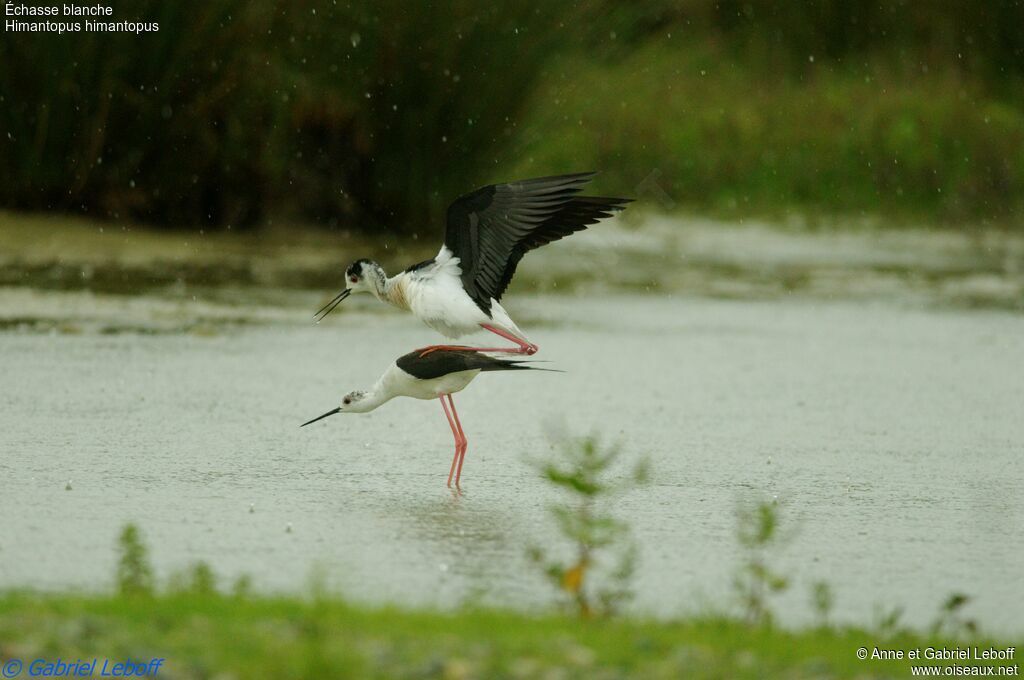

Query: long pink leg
(476, 324), (538, 355)
(440, 397), (462, 487)
(416, 343), (479, 357)
(418, 324), (538, 358)
(416, 325), (537, 357)
(446, 394), (469, 487)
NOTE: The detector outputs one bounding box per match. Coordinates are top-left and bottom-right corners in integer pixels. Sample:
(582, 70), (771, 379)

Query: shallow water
(1, 293), (1022, 633)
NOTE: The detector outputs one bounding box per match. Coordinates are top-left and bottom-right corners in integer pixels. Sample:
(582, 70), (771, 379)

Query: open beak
(314, 288), (351, 322)
(301, 407), (341, 428)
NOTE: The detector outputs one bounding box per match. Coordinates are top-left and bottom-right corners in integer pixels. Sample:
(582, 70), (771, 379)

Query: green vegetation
(733, 500), (790, 626)
(2, 591), (1019, 680)
(114, 523), (154, 596)
(528, 435), (648, 618)
(3, 2), (1023, 229)
(510, 41), (1024, 223)
(0, 2), (604, 229)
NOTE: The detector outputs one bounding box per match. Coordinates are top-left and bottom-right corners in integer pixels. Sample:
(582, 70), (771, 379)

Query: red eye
(349, 276), (358, 283)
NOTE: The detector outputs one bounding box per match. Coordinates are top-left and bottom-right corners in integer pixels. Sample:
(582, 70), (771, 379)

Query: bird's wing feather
(491, 195), (633, 302)
(396, 349), (532, 380)
(444, 173), (599, 314)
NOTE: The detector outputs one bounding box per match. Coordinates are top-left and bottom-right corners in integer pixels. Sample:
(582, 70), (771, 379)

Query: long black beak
(301, 407), (341, 427)
(314, 288), (351, 322)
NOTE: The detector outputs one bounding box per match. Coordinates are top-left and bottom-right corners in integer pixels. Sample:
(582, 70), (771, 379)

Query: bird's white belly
(402, 252), (530, 342)
(408, 277), (489, 339)
(405, 370), (478, 399)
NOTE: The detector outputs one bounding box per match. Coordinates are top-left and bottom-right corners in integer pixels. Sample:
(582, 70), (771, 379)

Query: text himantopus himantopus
(313, 172), (631, 355)
(301, 348), (555, 488)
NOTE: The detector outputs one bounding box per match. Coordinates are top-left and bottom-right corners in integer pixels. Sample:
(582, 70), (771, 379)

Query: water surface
(1, 293), (1021, 632)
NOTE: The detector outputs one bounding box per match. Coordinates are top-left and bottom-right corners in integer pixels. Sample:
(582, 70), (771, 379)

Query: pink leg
(440, 397), (461, 487)
(446, 394), (469, 487)
(423, 324), (537, 357)
(416, 343), (479, 358)
(416, 325), (537, 358)
(478, 324), (539, 355)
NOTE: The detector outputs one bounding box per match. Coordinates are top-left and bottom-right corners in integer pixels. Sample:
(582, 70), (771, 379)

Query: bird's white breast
(405, 248), (489, 338)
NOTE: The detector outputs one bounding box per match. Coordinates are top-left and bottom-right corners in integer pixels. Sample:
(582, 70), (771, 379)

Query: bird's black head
(345, 258), (376, 286)
(313, 258), (383, 322)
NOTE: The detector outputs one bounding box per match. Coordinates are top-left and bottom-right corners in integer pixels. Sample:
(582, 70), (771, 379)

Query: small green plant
(115, 523), (154, 597)
(232, 574), (253, 599)
(810, 581), (834, 628)
(733, 499), (790, 626)
(168, 561), (219, 596)
(872, 604), (906, 639)
(932, 593), (978, 637)
(528, 434), (649, 618)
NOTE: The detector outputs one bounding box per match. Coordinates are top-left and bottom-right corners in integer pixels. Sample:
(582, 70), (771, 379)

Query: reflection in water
(385, 491), (534, 607)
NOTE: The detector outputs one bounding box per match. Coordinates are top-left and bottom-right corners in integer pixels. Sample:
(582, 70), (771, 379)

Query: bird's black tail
(446, 350), (563, 373)
(477, 358), (563, 373)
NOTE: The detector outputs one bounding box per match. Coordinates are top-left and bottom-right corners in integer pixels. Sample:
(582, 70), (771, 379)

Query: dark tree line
(1, 1), (1021, 231)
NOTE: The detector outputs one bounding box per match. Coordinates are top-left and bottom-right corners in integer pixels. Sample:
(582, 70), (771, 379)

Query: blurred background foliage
(1, 0), (1023, 232)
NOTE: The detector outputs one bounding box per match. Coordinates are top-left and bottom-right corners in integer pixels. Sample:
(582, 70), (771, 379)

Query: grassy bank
(0, 592), (1017, 679)
(511, 41), (1024, 225)
(2, 210), (1023, 320)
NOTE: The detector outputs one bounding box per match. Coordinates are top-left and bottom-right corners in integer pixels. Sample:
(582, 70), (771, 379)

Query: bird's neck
(356, 383), (394, 413)
(377, 272), (412, 311)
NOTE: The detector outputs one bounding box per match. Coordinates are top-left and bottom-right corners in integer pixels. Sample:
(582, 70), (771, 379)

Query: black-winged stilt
(301, 348), (555, 488)
(314, 172), (631, 355)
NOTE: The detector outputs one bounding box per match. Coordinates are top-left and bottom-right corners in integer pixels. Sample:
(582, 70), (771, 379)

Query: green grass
(510, 40), (1024, 226)
(0, 591), (1018, 679)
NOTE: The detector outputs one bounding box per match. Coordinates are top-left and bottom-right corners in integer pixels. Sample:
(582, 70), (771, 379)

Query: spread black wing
(444, 172), (631, 314)
(396, 349), (534, 380)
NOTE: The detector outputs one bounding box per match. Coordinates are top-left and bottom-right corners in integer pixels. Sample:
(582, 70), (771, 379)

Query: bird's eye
(343, 396), (351, 405)
(349, 276), (359, 283)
